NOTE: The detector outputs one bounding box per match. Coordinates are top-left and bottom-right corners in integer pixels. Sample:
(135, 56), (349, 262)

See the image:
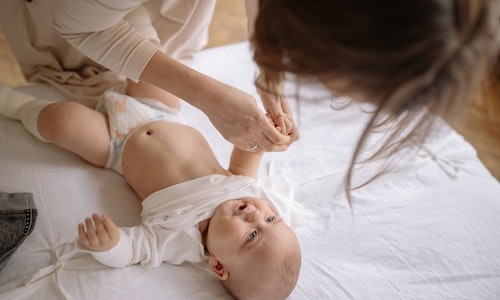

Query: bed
(1, 42), (499, 299)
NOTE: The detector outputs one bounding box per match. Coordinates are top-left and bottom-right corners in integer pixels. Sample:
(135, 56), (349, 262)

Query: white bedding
(1, 43), (499, 299)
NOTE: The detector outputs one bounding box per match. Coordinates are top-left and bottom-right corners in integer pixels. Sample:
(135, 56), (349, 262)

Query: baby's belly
(121, 120), (227, 200)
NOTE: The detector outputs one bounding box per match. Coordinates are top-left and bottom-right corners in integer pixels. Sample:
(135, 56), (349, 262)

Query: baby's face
(205, 197), (296, 269)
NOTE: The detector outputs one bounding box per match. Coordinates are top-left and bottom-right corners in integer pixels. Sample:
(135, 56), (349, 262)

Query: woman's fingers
(256, 77), (299, 149)
(222, 110), (289, 152)
(276, 116), (287, 134)
(201, 82), (294, 152)
(258, 119), (290, 150)
(247, 114), (289, 152)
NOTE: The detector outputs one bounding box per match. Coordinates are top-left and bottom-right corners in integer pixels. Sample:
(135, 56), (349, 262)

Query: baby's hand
(78, 214), (119, 251)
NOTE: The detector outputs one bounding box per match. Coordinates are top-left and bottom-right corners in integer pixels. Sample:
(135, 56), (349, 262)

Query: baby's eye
(265, 216), (276, 223)
(247, 230), (259, 242)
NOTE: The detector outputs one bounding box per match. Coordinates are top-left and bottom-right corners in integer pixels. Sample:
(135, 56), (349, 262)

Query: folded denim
(0, 191), (38, 271)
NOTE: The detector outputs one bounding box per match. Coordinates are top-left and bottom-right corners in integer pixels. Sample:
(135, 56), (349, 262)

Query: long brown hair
(252, 0), (500, 203)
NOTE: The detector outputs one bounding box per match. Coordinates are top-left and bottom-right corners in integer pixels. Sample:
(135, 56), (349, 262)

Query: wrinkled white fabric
(3, 44), (499, 300)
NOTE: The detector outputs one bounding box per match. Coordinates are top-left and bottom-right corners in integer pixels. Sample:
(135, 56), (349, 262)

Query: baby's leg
(0, 85), (110, 167)
(38, 102), (110, 167)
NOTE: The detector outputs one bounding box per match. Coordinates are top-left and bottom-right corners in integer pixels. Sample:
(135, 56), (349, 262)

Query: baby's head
(205, 197), (301, 299)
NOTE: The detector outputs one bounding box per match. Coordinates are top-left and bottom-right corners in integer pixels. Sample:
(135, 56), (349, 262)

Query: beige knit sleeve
(52, 0), (159, 82)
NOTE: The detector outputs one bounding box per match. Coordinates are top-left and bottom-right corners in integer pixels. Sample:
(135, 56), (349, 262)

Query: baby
(0, 83), (301, 299)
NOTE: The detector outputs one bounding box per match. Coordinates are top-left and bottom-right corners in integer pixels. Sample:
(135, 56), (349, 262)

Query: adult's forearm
(141, 47), (291, 152)
(139, 51), (226, 110)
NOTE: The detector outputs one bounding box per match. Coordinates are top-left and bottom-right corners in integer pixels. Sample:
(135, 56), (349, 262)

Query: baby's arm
(77, 215), (174, 268)
(229, 148), (264, 178)
(78, 214), (119, 251)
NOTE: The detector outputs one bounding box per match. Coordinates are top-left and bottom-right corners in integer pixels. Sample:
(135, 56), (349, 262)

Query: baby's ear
(208, 256), (229, 280)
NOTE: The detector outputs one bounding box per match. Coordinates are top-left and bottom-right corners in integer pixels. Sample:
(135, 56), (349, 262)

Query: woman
(251, 0), (500, 197)
(2, 0), (498, 176)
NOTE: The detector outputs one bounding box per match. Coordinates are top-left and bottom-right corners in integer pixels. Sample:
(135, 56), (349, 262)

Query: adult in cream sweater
(0, 0), (296, 152)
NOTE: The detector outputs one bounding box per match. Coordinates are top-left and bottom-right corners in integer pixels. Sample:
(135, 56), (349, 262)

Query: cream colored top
(80, 174), (302, 269)
(0, 0), (224, 106)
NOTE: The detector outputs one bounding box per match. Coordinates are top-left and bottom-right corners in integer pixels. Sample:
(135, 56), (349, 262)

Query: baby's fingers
(93, 214), (111, 242)
(102, 215), (120, 246)
(83, 216), (102, 247)
(78, 214), (114, 251)
(78, 223), (91, 248)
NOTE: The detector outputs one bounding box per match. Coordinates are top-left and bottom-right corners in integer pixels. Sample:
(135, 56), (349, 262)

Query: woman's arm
(141, 51), (290, 151)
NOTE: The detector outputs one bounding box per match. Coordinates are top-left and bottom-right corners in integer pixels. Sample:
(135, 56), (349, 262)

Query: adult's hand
(201, 83), (291, 152)
(255, 75), (300, 146)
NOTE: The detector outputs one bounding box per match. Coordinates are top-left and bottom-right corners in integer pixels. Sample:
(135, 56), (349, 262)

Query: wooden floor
(453, 73), (500, 179)
(1, 0), (498, 179)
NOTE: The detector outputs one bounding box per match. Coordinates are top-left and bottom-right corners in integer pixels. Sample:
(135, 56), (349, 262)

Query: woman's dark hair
(252, 0), (500, 202)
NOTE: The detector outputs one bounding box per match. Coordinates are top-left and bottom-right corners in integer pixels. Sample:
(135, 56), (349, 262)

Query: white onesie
(81, 174), (303, 268)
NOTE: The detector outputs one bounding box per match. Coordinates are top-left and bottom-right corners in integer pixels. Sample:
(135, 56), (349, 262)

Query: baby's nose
(244, 207), (257, 222)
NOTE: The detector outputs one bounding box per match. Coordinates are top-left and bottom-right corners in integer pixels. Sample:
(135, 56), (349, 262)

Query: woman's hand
(78, 214), (119, 251)
(255, 75), (299, 146)
(201, 82), (292, 152)
(272, 113), (294, 136)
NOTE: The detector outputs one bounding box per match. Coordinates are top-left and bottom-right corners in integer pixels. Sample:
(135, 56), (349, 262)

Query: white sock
(0, 84), (53, 142)
(21, 99), (53, 142)
(0, 84), (35, 120)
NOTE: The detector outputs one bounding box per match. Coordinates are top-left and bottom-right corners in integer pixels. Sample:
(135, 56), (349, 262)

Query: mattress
(1, 42), (499, 299)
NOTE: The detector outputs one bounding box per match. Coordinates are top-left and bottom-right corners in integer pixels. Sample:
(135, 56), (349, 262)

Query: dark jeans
(0, 191), (37, 271)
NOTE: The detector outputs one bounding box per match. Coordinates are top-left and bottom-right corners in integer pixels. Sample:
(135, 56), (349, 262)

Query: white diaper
(96, 91), (183, 174)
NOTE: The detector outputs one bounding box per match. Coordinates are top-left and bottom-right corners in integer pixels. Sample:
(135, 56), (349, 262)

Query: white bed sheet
(1, 43), (499, 299)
